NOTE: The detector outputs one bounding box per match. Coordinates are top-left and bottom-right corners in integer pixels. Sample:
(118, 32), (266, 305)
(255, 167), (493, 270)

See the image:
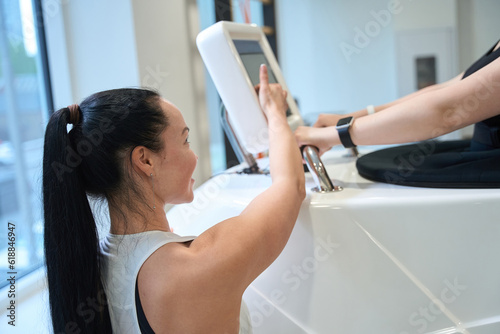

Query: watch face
(337, 117), (353, 127)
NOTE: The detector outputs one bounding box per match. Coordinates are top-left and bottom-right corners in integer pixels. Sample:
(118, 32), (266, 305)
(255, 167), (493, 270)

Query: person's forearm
(347, 85), (447, 120)
(350, 92), (453, 146)
(267, 110), (305, 189)
(379, 83), (446, 111)
(352, 73), (464, 118)
(317, 64), (500, 149)
(346, 109), (370, 118)
(375, 73), (463, 112)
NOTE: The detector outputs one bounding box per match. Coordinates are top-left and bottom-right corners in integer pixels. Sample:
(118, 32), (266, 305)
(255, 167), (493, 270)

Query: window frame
(0, 0), (54, 288)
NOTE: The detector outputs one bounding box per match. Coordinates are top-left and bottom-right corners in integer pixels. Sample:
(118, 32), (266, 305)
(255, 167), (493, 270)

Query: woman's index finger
(259, 64), (269, 87)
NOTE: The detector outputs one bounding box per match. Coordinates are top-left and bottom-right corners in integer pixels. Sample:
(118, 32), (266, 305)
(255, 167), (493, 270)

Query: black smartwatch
(336, 116), (356, 148)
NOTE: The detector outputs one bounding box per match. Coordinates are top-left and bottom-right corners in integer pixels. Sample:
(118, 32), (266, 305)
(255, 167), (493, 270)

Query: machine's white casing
(196, 21), (304, 154)
(168, 148), (500, 333)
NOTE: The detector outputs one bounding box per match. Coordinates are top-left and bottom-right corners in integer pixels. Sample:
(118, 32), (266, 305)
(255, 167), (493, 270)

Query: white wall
(393, 0), (457, 31)
(275, 0), (500, 121)
(456, 0), (500, 72)
(60, 0), (140, 100)
(45, 0), (211, 185)
(457, 0), (474, 72)
(393, 0), (459, 97)
(130, 0), (211, 184)
(276, 0), (399, 119)
(393, 0), (500, 71)
(469, 0), (500, 59)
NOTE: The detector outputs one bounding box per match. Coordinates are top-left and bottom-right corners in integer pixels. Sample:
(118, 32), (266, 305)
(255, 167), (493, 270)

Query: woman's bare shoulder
(137, 240), (242, 332)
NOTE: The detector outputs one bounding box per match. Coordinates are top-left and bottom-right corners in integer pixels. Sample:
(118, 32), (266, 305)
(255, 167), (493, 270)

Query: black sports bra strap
(463, 39), (500, 78)
(135, 280), (156, 334)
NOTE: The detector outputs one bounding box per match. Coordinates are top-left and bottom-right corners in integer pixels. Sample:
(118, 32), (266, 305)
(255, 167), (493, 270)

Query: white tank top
(101, 230), (252, 334)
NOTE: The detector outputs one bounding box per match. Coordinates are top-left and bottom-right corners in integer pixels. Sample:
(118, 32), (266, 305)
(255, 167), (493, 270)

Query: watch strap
(337, 117), (356, 148)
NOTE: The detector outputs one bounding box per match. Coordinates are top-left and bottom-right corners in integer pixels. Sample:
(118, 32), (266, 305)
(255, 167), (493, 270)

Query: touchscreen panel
(233, 39), (291, 116)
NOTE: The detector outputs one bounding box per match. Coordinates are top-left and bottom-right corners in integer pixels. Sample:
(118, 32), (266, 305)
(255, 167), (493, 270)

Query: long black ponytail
(43, 88), (168, 333)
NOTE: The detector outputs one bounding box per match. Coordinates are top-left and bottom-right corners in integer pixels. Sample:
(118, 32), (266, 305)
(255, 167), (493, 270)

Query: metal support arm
(302, 146), (342, 192)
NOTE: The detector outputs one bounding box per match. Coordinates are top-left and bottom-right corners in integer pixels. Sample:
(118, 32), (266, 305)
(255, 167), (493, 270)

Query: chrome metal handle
(347, 147), (359, 158)
(302, 146), (342, 192)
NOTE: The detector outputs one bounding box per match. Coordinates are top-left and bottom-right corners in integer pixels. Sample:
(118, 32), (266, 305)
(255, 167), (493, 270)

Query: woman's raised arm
(186, 64), (306, 292)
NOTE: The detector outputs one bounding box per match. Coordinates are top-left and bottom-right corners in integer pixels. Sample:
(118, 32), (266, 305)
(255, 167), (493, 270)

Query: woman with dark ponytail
(43, 65), (305, 333)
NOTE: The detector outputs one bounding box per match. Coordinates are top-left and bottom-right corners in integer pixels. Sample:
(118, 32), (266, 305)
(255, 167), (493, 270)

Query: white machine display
(196, 21), (304, 154)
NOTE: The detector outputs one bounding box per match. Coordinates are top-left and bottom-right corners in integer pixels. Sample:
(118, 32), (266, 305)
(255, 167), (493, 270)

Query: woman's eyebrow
(182, 126), (190, 135)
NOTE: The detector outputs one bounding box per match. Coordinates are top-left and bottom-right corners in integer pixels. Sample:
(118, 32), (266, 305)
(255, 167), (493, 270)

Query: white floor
(0, 268), (51, 334)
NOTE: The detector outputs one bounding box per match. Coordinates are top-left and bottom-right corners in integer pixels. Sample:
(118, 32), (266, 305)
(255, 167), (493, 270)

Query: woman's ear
(131, 146), (154, 176)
